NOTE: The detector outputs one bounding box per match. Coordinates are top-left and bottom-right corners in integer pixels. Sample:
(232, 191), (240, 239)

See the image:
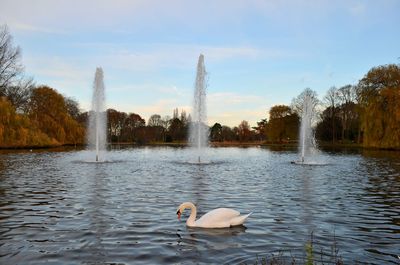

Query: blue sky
(0, 0), (399, 126)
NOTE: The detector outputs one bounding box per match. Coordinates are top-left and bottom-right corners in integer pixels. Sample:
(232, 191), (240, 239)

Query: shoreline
(1, 141), (399, 151)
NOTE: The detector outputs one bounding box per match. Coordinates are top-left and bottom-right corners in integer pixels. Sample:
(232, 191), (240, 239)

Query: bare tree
(291, 88), (320, 119)
(173, 108), (179, 119)
(180, 110), (188, 126)
(0, 24), (34, 113)
(148, 114), (163, 127)
(337, 84), (356, 140)
(238, 120), (251, 142)
(3, 77), (34, 112)
(324, 86), (339, 143)
(0, 25), (24, 92)
(162, 115), (171, 130)
(65, 97), (81, 120)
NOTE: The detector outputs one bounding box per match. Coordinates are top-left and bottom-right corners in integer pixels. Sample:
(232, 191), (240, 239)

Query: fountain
(88, 67), (107, 162)
(294, 92), (319, 165)
(189, 54), (208, 163)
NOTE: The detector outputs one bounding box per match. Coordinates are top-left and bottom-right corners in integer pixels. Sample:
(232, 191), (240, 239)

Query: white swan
(176, 202), (251, 228)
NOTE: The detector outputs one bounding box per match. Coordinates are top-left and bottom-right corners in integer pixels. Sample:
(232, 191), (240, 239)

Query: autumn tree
(357, 64), (400, 148)
(122, 113), (145, 142)
(0, 97), (55, 147)
(28, 86), (85, 145)
(267, 105), (285, 141)
(266, 105), (299, 142)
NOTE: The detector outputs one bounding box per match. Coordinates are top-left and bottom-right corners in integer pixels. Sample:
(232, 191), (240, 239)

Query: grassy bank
(242, 232), (344, 265)
(2, 140), (400, 151)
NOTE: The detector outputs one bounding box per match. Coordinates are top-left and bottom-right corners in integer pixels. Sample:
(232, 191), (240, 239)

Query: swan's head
(176, 204), (184, 220)
(176, 202), (194, 221)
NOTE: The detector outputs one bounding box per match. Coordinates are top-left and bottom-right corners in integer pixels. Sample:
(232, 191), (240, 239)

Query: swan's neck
(183, 202), (197, 227)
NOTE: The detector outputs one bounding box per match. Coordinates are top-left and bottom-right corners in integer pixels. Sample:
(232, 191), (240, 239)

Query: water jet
(189, 54), (208, 163)
(88, 67), (107, 162)
(295, 91), (319, 165)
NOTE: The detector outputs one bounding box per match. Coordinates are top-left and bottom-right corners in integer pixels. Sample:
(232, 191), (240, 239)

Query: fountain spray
(88, 67), (107, 162)
(189, 54), (208, 163)
(299, 93), (315, 164)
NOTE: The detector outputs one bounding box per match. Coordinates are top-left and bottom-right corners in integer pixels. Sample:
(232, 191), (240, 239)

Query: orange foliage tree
(357, 64), (400, 148)
(266, 105), (299, 142)
(0, 97), (55, 147)
(28, 86), (85, 145)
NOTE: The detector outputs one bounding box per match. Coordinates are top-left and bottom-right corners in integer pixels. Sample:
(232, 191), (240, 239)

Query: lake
(0, 147), (399, 264)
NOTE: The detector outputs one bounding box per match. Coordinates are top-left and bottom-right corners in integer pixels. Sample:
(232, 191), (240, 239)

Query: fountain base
(291, 161), (328, 166)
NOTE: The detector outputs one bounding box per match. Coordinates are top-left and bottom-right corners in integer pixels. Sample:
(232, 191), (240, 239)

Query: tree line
(1, 24), (399, 149)
(261, 64), (400, 149)
(90, 108), (266, 144)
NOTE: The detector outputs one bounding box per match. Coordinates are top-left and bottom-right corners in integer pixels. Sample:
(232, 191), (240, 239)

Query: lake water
(0, 147), (399, 264)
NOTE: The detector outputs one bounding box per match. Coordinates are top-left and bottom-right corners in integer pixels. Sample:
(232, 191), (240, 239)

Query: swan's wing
(229, 212), (252, 226)
(196, 208), (240, 228)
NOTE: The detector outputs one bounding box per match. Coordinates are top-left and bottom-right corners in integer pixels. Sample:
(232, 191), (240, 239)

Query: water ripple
(0, 147), (399, 264)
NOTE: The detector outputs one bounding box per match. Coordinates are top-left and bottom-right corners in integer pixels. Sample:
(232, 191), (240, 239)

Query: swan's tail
(230, 212), (252, 227)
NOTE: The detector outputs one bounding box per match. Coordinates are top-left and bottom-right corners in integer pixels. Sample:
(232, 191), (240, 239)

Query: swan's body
(176, 202), (251, 228)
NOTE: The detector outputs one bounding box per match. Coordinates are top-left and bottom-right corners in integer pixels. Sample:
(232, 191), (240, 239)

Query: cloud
(110, 84), (186, 97)
(6, 21), (66, 34)
(0, 0), (271, 32)
(97, 44), (266, 72)
(21, 55), (94, 96)
(208, 92), (264, 105)
(208, 107), (268, 127)
(207, 92), (268, 126)
(24, 56), (89, 79)
(112, 99), (191, 121)
(1, 0), (396, 38)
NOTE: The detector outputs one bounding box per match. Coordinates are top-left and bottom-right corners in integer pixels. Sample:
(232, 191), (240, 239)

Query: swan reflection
(188, 225), (247, 237)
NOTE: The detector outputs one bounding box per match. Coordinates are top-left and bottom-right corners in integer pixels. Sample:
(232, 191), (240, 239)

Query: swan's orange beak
(177, 210), (181, 220)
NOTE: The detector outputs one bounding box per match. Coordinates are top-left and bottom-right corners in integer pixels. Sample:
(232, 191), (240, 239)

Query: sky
(0, 0), (399, 127)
